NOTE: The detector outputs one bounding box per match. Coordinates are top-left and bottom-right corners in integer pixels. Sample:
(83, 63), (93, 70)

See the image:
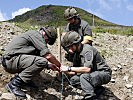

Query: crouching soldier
(61, 31), (112, 100)
(1, 26), (61, 99)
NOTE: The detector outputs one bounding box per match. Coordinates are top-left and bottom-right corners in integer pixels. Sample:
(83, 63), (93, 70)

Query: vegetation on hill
(9, 5), (117, 27)
(8, 5), (133, 35)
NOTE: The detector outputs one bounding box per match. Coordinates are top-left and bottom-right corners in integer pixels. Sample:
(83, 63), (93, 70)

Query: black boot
(94, 86), (105, 96)
(24, 80), (38, 89)
(6, 75), (26, 99)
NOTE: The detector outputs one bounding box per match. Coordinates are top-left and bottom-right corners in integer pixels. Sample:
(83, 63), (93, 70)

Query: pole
(57, 27), (63, 100)
(57, 27), (61, 62)
(93, 14), (95, 27)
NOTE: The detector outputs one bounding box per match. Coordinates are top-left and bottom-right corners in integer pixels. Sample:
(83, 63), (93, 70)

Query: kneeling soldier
(61, 31), (112, 100)
(1, 26), (61, 99)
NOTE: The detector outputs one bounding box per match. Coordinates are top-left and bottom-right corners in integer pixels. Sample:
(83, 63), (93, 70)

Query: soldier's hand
(60, 65), (69, 72)
(48, 64), (60, 72)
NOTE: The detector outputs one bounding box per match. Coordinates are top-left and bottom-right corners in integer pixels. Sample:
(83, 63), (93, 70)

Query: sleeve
(84, 50), (93, 68)
(96, 51), (111, 72)
(29, 33), (50, 56)
(83, 24), (92, 36)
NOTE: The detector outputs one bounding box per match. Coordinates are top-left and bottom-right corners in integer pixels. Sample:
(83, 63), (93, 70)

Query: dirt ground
(0, 22), (133, 100)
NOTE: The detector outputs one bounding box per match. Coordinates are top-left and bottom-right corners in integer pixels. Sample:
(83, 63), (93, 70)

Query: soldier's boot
(94, 86), (105, 96)
(25, 80), (38, 89)
(6, 75), (26, 99)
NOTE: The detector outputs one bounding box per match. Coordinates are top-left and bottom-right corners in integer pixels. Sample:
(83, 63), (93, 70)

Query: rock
(10, 32), (15, 35)
(0, 73), (2, 76)
(123, 76), (129, 82)
(74, 95), (84, 100)
(0, 91), (2, 96)
(0, 93), (16, 100)
(117, 65), (122, 69)
(121, 63), (127, 66)
(65, 95), (73, 100)
(125, 84), (132, 89)
(76, 89), (82, 94)
(112, 67), (117, 71)
(26, 94), (31, 100)
(126, 48), (133, 52)
(110, 78), (115, 83)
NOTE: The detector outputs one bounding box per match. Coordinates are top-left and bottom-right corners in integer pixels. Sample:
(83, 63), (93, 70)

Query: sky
(0, 0), (133, 26)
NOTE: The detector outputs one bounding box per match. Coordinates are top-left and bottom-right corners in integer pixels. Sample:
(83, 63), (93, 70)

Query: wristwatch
(68, 66), (71, 72)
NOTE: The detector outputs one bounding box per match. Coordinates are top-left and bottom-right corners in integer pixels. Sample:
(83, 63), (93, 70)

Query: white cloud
(127, 5), (133, 12)
(0, 10), (6, 21)
(12, 8), (31, 19)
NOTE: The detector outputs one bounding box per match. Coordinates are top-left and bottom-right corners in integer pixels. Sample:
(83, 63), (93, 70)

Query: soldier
(64, 7), (93, 45)
(61, 31), (112, 100)
(1, 26), (61, 99)
(63, 7), (93, 61)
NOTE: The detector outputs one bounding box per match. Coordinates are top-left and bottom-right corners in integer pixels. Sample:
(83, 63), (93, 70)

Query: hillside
(0, 22), (133, 100)
(9, 5), (117, 27)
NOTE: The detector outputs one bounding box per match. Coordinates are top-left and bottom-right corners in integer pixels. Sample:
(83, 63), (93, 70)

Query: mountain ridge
(9, 5), (121, 27)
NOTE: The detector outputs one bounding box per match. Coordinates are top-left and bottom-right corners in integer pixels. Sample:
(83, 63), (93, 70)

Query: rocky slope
(0, 22), (133, 100)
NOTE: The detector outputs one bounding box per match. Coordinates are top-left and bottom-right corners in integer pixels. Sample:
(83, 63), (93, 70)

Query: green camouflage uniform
(3, 30), (50, 83)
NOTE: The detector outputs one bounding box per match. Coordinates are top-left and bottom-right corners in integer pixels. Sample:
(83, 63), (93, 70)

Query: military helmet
(40, 26), (57, 45)
(64, 7), (79, 20)
(61, 31), (82, 48)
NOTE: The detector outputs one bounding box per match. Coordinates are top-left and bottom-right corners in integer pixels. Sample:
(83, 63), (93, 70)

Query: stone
(125, 84), (132, 89)
(123, 76), (129, 82)
(0, 93), (16, 100)
(113, 67), (117, 71)
(117, 65), (122, 69)
(110, 78), (115, 83)
(126, 48), (133, 52)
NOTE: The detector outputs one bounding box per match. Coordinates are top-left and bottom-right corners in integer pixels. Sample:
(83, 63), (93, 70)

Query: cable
(60, 72), (64, 100)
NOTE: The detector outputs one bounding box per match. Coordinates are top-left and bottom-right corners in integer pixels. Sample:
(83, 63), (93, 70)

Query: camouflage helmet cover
(61, 31), (82, 48)
(64, 7), (79, 20)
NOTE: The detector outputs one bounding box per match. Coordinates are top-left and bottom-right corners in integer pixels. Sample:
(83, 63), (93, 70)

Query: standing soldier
(1, 26), (61, 99)
(63, 7), (93, 61)
(61, 31), (112, 100)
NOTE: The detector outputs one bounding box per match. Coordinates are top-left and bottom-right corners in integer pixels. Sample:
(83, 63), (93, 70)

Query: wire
(60, 72), (80, 100)
(60, 72), (64, 100)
